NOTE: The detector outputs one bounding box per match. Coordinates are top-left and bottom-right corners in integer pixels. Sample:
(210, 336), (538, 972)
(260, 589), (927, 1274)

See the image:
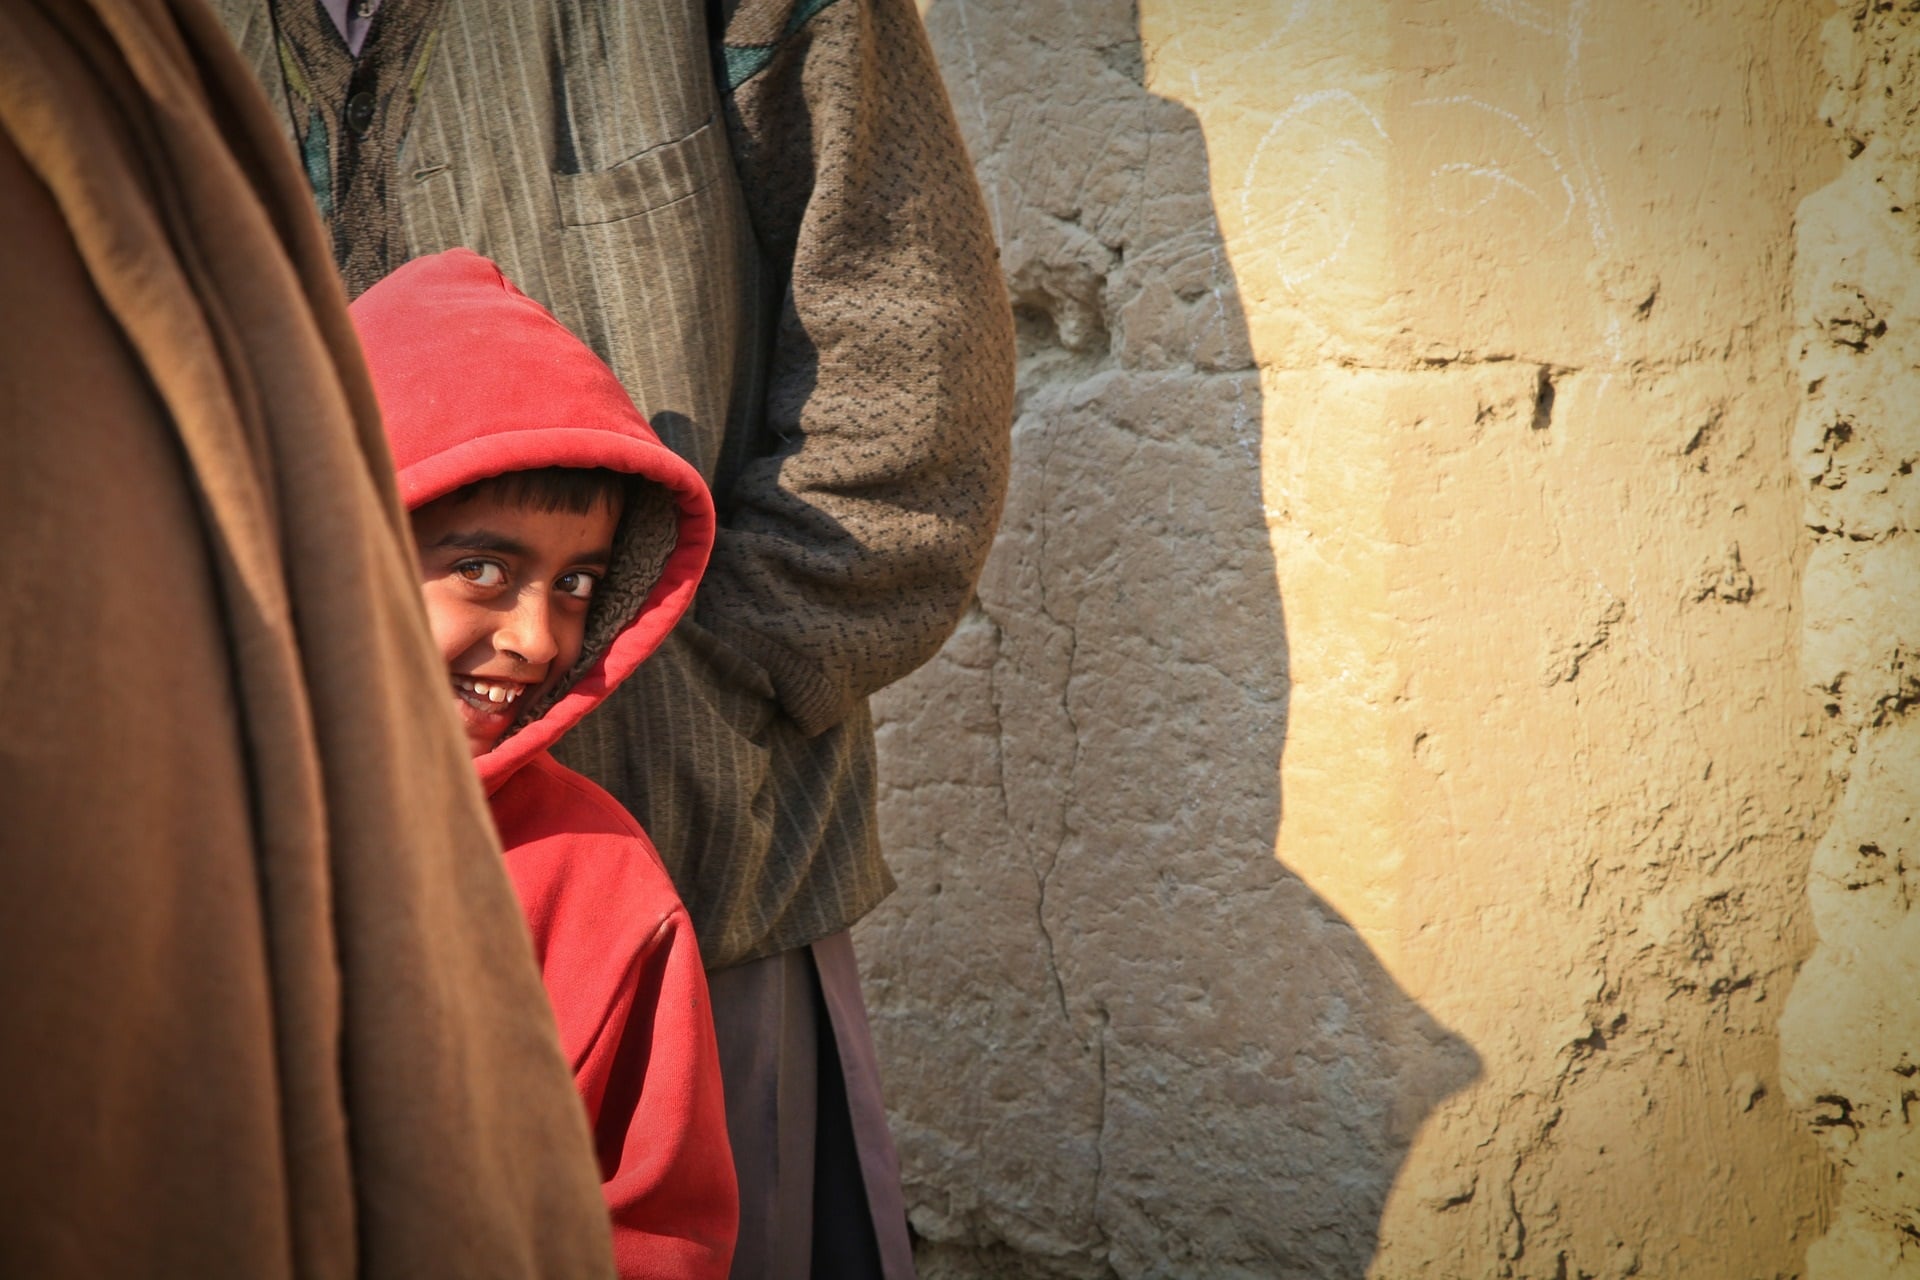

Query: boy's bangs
(449, 466), (626, 515)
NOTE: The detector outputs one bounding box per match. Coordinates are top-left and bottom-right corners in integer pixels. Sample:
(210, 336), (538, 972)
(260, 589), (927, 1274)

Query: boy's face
(410, 489), (623, 757)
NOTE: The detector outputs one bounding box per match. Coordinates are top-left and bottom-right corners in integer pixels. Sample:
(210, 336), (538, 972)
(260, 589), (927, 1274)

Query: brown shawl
(0, 0), (615, 1274)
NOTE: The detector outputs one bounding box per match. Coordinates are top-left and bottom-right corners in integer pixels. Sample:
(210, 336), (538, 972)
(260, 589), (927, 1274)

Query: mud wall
(857, 0), (1866, 1275)
(1778, 3), (1920, 1275)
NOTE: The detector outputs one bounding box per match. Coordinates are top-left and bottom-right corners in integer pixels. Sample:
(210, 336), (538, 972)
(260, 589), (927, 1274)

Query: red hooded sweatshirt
(350, 249), (735, 1278)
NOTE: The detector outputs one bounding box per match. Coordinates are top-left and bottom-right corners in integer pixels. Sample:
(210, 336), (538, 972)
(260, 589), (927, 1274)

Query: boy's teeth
(456, 676), (522, 704)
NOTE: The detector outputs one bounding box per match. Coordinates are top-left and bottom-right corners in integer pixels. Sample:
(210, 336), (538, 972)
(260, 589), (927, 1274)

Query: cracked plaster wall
(1778, 2), (1920, 1275)
(858, 0), (1864, 1275)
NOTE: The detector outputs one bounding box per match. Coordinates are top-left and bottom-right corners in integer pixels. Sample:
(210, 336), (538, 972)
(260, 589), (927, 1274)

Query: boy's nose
(496, 591), (560, 667)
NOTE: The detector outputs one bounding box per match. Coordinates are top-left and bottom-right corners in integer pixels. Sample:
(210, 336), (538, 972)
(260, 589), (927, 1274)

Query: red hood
(351, 248), (715, 793)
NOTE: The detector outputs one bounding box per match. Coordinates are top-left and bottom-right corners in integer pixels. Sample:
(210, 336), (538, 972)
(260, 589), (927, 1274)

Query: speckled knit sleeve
(702, 0), (1015, 738)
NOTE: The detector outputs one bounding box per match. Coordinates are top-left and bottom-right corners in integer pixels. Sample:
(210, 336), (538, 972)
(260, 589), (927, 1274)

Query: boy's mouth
(452, 673), (527, 716)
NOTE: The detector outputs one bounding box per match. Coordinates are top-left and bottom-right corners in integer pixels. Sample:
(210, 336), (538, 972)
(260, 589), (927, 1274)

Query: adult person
(0, 0), (615, 1274)
(210, 1), (1016, 1275)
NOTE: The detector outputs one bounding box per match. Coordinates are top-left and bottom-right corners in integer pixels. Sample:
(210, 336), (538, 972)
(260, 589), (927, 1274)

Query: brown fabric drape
(0, 0), (615, 1274)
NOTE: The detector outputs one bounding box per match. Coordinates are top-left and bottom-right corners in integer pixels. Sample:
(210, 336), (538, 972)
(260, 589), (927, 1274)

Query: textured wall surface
(1778, 3), (1920, 1276)
(858, 0), (1867, 1275)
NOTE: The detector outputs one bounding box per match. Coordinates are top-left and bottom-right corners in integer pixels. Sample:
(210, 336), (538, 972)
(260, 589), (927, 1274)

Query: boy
(350, 248), (737, 1278)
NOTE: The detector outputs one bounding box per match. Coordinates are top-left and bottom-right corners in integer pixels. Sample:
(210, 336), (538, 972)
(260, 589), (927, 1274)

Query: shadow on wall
(859, 2), (1481, 1276)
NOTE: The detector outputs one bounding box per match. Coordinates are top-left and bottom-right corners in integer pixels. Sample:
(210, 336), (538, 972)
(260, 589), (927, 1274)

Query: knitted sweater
(213, 0), (1015, 968)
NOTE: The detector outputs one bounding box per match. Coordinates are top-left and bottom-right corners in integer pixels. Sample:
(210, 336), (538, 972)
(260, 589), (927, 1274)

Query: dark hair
(442, 466), (626, 515)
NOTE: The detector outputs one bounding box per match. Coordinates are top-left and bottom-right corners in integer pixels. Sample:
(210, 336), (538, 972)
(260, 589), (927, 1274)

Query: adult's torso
(214, 0), (890, 970)
(216, 0), (764, 482)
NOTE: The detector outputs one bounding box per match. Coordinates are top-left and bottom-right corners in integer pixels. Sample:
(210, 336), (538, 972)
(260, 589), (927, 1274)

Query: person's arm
(701, 0), (1016, 737)
(577, 903), (738, 1280)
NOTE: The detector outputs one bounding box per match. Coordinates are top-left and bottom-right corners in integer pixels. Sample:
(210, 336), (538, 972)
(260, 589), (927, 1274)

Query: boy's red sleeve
(497, 762), (738, 1278)
(576, 905), (739, 1280)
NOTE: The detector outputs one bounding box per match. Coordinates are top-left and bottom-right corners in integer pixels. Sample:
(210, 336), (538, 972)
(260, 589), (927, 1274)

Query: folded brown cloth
(0, 0), (615, 1274)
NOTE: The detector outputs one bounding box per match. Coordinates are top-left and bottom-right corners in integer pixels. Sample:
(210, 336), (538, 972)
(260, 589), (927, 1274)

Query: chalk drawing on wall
(1478, 0), (1555, 36)
(1184, 0), (1627, 364)
(1413, 95), (1575, 230)
(1238, 88), (1390, 292)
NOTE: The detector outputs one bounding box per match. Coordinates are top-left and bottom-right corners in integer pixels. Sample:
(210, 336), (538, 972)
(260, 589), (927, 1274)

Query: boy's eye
(557, 570), (599, 601)
(455, 560), (507, 589)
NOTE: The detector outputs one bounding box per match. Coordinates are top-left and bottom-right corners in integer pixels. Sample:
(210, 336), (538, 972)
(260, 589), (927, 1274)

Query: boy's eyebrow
(428, 529), (534, 558)
(428, 529), (615, 567)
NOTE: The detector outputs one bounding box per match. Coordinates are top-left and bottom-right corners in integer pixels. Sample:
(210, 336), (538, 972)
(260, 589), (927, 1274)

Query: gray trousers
(707, 932), (915, 1280)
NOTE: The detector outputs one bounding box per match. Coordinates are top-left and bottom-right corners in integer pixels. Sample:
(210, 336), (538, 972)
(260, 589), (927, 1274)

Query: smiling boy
(351, 249), (737, 1278)
(411, 471), (623, 752)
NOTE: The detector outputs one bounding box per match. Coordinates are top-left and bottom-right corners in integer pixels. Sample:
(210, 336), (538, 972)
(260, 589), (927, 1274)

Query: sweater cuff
(701, 612), (847, 738)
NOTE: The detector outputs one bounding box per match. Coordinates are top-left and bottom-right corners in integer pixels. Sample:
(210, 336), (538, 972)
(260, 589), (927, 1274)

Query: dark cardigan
(219, 0), (1017, 968)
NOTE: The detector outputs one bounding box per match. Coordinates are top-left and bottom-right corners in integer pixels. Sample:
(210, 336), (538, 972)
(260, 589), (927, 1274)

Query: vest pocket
(551, 116), (726, 226)
(547, 118), (755, 482)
